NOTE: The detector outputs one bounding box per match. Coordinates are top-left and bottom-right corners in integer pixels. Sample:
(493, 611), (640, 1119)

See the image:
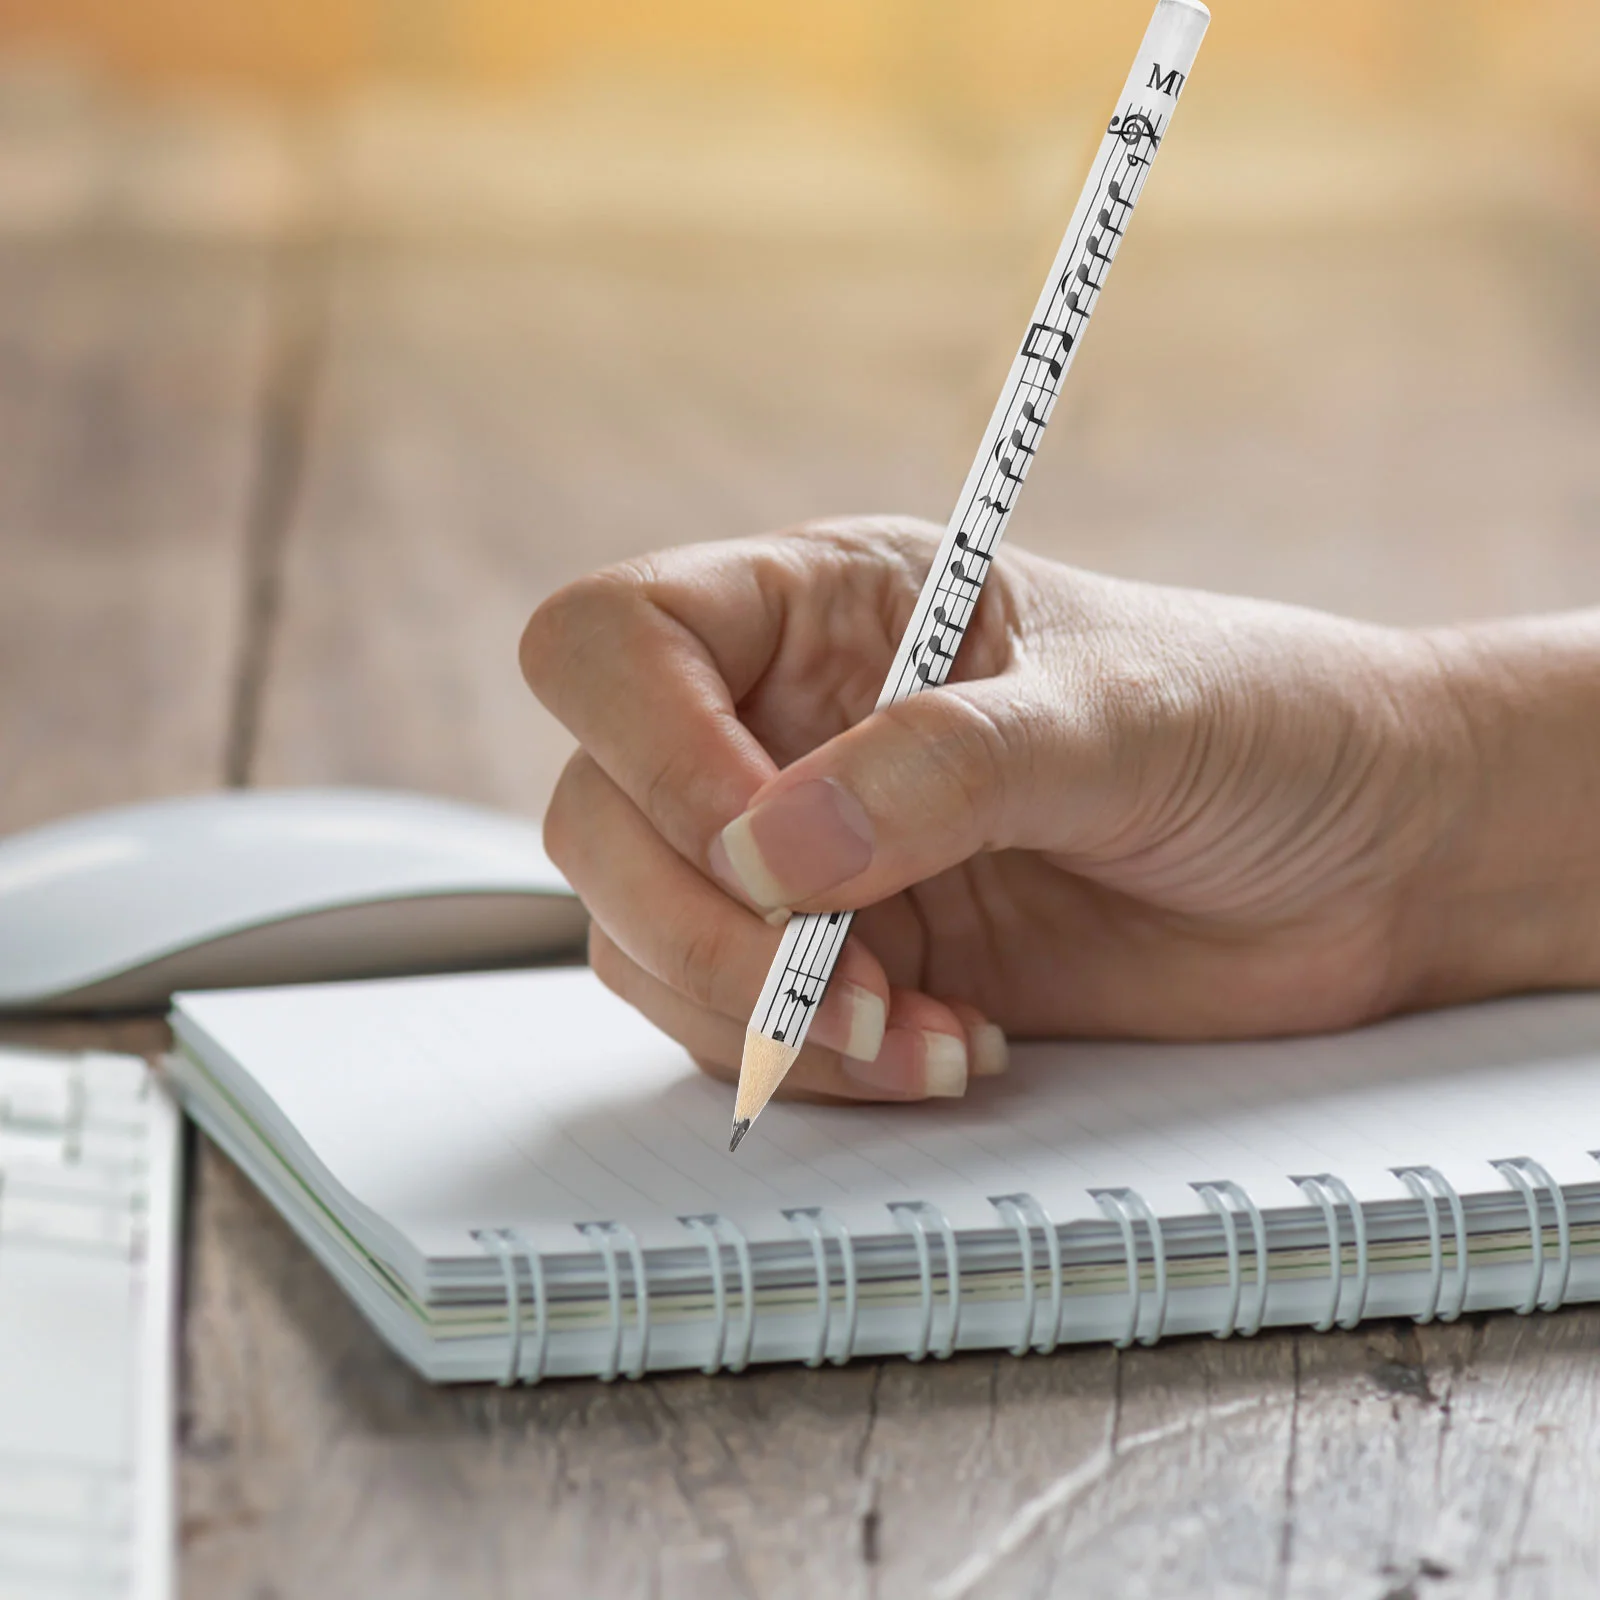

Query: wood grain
(3, 201), (1599, 1594)
(0, 239), (268, 832)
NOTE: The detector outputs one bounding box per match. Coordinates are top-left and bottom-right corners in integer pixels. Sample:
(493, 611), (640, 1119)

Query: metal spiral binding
(1294, 1173), (1370, 1332)
(1092, 1188), (1168, 1348)
(681, 1213), (756, 1374)
(577, 1221), (650, 1381)
(1492, 1157), (1571, 1315)
(474, 1227), (550, 1385)
(1393, 1166), (1469, 1323)
(481, 1154), (1587, 1381)
(889, 1201), (961, 1361)
(1191, 1180), (1270, 1338)
(991, 1193), (1064, 1354)
(785, 1208), (859, 1366)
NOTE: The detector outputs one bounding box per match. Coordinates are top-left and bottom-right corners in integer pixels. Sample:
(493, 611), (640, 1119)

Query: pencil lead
(729, 1118), (751, 1154)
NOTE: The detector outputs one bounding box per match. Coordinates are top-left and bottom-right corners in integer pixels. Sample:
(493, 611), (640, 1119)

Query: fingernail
(841, 1029), (967, 1099)
(971, 1023), (1010, 1077)
(708, 833), (792, 920)
(923, 1032), (968, 1097)
(710, 779), (873, 910)
(812, 982), (887, 1061)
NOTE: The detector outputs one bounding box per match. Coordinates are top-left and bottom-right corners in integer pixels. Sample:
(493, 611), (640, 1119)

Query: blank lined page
(174, 969), (1600, 1253)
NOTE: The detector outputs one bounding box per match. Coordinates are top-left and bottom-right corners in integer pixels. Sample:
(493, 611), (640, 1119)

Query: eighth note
(1021, 320), (1066, 381)
(915, 632), (958, 685)
(994, 424), (1039, 467)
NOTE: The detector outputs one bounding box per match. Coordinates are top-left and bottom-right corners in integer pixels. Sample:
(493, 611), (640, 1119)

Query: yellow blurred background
(1, 0), (1598, 241)
(4, 0), (1600, 107)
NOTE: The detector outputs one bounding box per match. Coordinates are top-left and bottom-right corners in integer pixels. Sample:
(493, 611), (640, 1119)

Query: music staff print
(745, 3), (1204, 1065)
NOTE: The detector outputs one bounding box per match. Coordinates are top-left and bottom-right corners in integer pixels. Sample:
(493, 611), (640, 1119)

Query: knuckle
(541, 753), (594, 876)
(917, 693), (1013, 840)
(640, 738), (712, 838)
(671, 915), (728, 1012)
(519, 567), (642, 697)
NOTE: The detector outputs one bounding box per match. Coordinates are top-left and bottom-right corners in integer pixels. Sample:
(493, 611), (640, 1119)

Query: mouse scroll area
(45, 893), (589, 1013)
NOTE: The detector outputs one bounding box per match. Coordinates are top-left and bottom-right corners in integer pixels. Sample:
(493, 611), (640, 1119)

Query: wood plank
(191, 213), (1600, 1598)
(248, 221), (1600, 824)
(0, 238), (268, 832)
(246, 235), (1024, 814)
(0, 232), (277, 1590)
(1272, 1312), (1600, 1599)
(1038, 220), (1600, 624)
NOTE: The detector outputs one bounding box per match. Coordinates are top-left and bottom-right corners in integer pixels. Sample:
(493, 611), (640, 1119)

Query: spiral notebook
(168, 968), (1600, 1382)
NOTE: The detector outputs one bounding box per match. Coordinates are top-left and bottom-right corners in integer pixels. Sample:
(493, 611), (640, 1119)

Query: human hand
(521, 517), (1577, 1103)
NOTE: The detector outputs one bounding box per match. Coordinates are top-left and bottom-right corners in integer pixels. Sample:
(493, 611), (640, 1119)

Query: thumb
(708, 676), (1086, 913)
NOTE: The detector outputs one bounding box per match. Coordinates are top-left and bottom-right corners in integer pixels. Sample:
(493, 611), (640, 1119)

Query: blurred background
(3, 11), (1595, 1590)
(3, 0), (1599, 838)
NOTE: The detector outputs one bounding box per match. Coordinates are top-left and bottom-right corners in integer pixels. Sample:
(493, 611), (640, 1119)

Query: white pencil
(731, 0), (1210, 1151)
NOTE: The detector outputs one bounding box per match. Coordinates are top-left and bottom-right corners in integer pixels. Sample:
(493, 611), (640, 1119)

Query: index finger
(520, 539), (785, 874)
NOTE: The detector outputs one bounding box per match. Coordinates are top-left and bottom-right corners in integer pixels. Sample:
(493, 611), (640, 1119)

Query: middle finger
(547, 748), (892, 1059)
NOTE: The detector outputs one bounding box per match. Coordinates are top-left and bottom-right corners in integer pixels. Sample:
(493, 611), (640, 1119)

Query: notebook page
(175, 970), (1600, 1255)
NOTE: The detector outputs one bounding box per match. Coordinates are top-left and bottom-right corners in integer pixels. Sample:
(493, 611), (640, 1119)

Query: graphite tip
(728, 1118), (752, 1154)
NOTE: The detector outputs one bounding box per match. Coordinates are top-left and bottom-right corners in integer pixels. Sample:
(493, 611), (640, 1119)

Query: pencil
(731, 0), (1210, 1151)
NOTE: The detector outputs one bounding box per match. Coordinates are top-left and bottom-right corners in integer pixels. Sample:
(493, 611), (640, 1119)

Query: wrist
(1397, 612), (1600, 1007)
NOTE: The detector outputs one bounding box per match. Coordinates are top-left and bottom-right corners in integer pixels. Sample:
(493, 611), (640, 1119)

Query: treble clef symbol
(1107, 110), (1159, 148)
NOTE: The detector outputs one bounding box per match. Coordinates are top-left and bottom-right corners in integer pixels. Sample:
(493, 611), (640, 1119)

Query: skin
(521, 516), (1600, 1103)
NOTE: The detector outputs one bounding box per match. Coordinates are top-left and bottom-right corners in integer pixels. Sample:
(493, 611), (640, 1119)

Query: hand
(520, 517), (1595, 1102)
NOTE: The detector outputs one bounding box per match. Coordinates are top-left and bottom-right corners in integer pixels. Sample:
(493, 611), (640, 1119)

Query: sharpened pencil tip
(729, 1118), (751, 1154)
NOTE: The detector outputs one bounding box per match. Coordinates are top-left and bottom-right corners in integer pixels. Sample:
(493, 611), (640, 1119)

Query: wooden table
(4, 204), (1600, 1598)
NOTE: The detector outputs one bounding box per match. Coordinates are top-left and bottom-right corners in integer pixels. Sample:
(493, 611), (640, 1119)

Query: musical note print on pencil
(901, 95), (1162, 702)
(1108, 110), (1159, 148)
(915, 624), (959, 684)
(950, 530), (994, 587)
(743, 0), (1207, 1083)
(1022, 321), (1072, 380)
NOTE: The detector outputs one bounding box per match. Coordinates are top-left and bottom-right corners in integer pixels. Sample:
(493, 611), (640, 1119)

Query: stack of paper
(171, 968), (1600, 1382)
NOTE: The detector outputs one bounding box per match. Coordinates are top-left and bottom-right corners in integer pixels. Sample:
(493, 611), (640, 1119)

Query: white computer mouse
(0, 788), (589, 1012)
